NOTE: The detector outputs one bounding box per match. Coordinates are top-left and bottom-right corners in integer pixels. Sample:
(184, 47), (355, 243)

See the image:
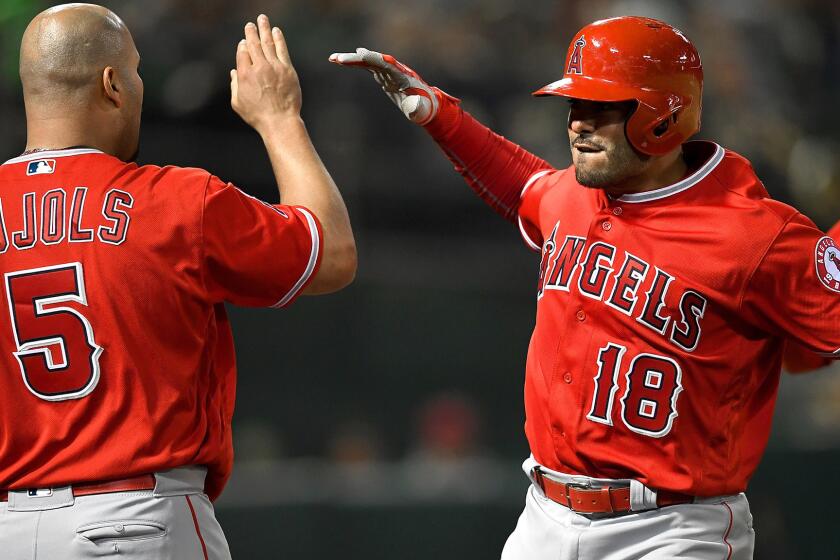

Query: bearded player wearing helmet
(332, 16), (840, 560)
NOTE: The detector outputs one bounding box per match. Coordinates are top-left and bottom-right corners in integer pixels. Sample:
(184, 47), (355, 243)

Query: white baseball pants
(502, 476), (755, 559)
(0, 466), (231, 560)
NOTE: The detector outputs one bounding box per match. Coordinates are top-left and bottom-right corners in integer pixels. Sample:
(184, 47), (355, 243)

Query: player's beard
(572, 134), (649, 189)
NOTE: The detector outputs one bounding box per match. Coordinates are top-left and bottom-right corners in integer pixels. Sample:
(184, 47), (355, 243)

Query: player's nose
(568, 113), (596, 134)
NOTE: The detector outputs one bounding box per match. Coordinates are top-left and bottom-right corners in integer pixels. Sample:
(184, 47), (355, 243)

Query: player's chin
(573, 160), (613, 188)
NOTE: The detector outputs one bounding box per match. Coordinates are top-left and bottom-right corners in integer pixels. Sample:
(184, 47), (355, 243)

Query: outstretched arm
(232, 15), (356, 294)
(330, 48), (553, 223)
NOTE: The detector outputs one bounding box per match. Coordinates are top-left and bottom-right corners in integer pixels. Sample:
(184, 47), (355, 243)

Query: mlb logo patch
(27, 159), (56, 176)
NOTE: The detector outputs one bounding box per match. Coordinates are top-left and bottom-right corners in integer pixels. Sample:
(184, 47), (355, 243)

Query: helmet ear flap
(652, 115), (673, 137)
(625, 102), (661, 155)
(626, 99), (687, 156)
(653, 111), (683, 138)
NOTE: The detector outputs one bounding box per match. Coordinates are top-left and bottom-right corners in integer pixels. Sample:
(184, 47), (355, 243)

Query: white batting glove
(329, 48), (440, 125)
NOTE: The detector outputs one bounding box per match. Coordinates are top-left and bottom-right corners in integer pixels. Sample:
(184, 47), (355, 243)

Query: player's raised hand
(231, 14), (301, 133)
(329, 48), (440, 125)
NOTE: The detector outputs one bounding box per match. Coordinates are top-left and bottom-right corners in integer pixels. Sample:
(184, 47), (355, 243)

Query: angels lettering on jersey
(0, 186), (133, 251)
(536, 221), (706, 353)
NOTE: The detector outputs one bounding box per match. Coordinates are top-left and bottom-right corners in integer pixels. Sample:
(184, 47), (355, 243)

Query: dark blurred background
(2, 0), (840, 558)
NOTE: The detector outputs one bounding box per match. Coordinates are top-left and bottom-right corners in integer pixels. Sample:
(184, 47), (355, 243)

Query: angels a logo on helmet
(815, 236), (840, 293)
(566, 36), (586, 75)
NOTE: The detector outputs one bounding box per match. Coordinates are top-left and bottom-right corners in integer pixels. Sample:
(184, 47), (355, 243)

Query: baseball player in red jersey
(0, 5), (355, 559)
(332, 16), (839, 560)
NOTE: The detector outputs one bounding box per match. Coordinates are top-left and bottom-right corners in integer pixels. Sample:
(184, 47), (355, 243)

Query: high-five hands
(329, 48), (442, 125)
(231, 14), (301, 133)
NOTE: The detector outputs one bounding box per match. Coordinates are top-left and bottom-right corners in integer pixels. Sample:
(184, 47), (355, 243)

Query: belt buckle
(564, 480), (592, 509)
(532, 467), (546, 490)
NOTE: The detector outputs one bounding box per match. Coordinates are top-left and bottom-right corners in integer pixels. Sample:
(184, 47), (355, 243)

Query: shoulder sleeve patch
(815, 236), (840, 293)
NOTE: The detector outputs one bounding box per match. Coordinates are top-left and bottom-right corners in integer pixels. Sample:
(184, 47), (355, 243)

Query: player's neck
(24, 115), (115, 158)
(603, 150), (688, 199)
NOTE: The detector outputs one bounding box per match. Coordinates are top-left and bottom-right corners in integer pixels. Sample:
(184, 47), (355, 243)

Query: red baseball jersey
(0, 148), (322, 500)
(516, 141), (840, 496)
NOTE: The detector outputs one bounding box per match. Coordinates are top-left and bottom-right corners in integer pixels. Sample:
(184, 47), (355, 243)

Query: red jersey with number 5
(0, 148), (322, 500)
(516, 141), (840, 496)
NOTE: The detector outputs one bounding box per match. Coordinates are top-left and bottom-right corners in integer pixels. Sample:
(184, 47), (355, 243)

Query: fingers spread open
(244, 21), (265, 64)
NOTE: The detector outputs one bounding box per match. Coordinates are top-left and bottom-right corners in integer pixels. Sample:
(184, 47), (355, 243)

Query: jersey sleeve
(424, 90), (554, 225)
(741, 213), (840, 358)
(517, 169), (558, 252)
(782, 219), (840, 371)
(783, 340), (832, 373)
(201, 176), (322, 308)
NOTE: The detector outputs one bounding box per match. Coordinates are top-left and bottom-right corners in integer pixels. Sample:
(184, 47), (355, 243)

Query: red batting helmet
(534, 16), (703, 156)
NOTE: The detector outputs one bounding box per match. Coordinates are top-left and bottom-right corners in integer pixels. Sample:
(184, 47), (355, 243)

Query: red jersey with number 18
(0, 148), (322, 500)
(517, 141), (840, 496)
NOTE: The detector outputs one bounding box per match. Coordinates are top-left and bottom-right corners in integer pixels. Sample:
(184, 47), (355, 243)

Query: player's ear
(102, 67), (123, 108)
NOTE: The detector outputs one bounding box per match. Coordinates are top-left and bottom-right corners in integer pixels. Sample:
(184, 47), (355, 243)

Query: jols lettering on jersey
(0, 186), (133, 251)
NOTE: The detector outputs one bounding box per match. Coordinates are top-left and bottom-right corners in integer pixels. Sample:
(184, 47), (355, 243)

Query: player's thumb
(230, 69), (239, 103)
(400, 95), (432, 124)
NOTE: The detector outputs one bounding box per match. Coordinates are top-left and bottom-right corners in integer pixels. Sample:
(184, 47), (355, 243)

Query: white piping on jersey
(616, 143), (725, 203)
(517, 169), (553, 252)
(3, 148), (104, 165)
(271, 207), (320, 308)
